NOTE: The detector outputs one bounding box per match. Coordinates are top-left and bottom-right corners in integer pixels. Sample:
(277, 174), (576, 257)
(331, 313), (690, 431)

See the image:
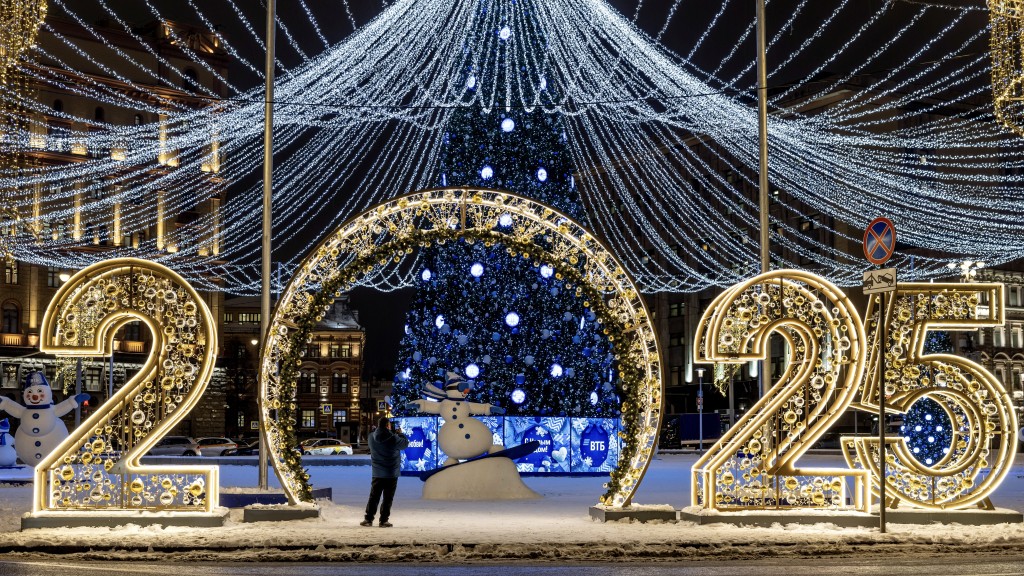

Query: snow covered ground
(0, 453), (1022, 561)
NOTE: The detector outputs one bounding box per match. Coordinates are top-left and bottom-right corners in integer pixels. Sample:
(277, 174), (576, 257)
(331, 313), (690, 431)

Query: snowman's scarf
(25, 404), (53, 409)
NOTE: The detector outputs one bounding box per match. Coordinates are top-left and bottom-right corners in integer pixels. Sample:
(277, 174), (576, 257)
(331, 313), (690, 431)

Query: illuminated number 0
(37, 258), (219, 513)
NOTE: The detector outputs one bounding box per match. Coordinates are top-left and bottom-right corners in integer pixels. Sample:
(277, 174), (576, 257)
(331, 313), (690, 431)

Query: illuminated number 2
(692, 270), (870, 510)
(37, 258), (219, 513)
(843, 283), (1018, 509)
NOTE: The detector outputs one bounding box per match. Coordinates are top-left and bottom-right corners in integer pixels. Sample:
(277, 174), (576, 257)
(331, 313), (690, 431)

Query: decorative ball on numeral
(747, 439), (762, 453)
(784, 477), (799, 490)
(131, 410), (146, 425)
(60, 466), (75, 481)
(189, 482), (204, 497)
(130, 478), (145, 494)
(159, 491), (174, 506)
(721, 472), (735, 486)
(161, 478), (173, 490)
(783, 410), (798, 425)
(81, 452), (93, 465)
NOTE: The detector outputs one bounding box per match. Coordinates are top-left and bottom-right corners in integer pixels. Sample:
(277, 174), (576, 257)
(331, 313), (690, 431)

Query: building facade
(0, 16), (229, 439)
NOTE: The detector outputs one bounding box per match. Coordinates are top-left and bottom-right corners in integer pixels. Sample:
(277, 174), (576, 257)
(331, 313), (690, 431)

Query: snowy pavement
(0, 453), (1021, 562)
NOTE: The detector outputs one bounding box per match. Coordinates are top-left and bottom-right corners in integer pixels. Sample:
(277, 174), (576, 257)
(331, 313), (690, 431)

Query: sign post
(863, 217), (897, 534)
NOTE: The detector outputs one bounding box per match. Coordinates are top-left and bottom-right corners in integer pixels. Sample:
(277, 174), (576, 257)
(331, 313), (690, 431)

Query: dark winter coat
(368, 426), (409, 478)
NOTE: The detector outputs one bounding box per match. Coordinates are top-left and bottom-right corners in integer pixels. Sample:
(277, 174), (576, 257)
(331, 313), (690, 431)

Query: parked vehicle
(196, 437), (238, 456)
(301, 438), (353, 455)
(223, 442), (261, 456)
(148, 436), (202, 456)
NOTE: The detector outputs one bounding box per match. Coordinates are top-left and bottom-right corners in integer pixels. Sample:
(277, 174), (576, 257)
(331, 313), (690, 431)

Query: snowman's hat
(22, 371), (49, 390)
(444, 371), (465, 391)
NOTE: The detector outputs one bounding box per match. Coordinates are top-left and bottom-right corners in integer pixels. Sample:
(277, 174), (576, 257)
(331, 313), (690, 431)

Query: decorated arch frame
(259, 187), (663, 507)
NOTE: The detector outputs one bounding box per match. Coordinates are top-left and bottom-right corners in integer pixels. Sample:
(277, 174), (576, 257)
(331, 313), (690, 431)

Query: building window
(134, 113), (144, 125)
(340, 344), (352, 358)
(223, 312), (234, 323)
(122, 321), (142, 342)
(52, 99), (63, 112)
(305, 342), (321, 358)
(1, 302), (19, 334)
(237, 412), (245, 427)
(994, 328), (1004, 348)
(328, 342), (340, 358)
(668, 332), (684, 347)
(333, 410), (347, 425)
(85, 368), (102, 392)
(670, 365), (682, 388)
(1, 363), (19, 388)
(1013, 327), (1022, 349)
(301, 409), (316, 428)
(94, 106), (105, 122)
(669, 302), (684, 318)
(183, 68), (199, 88)
(4, 261), (17, 284)
(300, 371), (318, 394)
(47, 266), (60, 287)
(238, 312), (260, 323)
(332, 371), (349, 394)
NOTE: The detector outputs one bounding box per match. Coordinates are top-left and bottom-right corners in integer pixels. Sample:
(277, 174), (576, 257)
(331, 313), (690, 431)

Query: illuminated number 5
(37, 258), (219, 513)
(692, 270), (869, 510)
(843, 283), (1018, 509)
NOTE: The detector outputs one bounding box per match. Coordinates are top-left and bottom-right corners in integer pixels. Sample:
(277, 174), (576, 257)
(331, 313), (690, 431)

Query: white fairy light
(0, 0), (1018, 295)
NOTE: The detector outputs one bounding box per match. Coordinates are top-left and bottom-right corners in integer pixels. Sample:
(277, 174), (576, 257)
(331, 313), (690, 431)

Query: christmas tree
(390, 18), (618, 419)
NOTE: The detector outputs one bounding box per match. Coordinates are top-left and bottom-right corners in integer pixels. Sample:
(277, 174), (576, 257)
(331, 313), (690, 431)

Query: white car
(195, 437), (238, 456)
(301, 438), (354, 455)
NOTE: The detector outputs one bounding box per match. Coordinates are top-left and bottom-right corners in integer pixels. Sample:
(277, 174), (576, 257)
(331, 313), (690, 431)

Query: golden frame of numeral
(260, 188), (662, 508)
(692, 269), (869, 511)
(36, 258), (219, 513)
(843, 283), (1017, 509)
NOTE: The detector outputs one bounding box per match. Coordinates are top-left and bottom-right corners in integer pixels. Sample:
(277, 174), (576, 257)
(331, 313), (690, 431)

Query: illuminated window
(301, 410), (316, 428)
(4, 261), (18, 284)
(669, 302), (684, 317)
(333, 410), (347, 425)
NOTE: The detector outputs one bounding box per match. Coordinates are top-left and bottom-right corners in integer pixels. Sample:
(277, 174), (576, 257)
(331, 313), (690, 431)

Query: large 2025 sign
(692, 269), (1016, 512)
(33, 258), (1015, 515)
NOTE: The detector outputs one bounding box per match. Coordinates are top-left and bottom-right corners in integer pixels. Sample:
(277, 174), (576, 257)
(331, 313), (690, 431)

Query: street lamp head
(58, 272), (71, 282)
(696, 368), (705, 378)
(250, 338), (259, 346)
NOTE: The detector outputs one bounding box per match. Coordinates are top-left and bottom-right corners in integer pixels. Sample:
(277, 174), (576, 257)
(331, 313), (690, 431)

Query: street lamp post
(696, 368), (705, 454)
(947, 260), (985, 282)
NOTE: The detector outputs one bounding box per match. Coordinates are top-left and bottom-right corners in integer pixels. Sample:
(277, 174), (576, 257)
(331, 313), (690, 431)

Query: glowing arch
(259, 188), (662, 507)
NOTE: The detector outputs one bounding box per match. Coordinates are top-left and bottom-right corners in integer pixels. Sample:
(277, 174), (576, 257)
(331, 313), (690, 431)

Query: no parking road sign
(863, 217), (896, 265)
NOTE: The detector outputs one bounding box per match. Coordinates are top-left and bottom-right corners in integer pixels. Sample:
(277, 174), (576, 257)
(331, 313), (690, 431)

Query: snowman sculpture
(0, 419), (16, 467)
(0, 371), (88, 465)
(407, 371), (505, 466)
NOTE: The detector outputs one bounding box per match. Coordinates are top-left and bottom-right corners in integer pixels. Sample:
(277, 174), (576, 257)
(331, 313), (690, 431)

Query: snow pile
(0, 453), (1019, 561)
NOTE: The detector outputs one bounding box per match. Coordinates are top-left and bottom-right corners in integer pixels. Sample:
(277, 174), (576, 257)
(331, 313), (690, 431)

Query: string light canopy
(0, 1), (1018, 294)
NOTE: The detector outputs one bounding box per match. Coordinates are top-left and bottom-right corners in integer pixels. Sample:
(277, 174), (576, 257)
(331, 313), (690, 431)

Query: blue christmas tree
(391, 15), (619, 419)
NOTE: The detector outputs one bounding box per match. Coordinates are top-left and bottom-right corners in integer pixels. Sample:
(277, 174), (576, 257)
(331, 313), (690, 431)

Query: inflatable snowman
(0, 371), (88, 465)
(408, 371), (504, 466)
(0, 418), (16, 467)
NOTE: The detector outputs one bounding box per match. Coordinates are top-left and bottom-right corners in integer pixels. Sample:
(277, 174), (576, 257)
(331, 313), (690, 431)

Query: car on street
(196, 437), (238, 456)
(147, 436), (202, 456)
(301, 438), (353, 455)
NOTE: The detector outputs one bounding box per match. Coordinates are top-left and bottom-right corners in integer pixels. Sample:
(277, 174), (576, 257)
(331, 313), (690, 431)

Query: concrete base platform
(222, 487), (332, 508)
(679, 506), (875, 528)
(589, 505), (678, 523)
(21, 508), (229, 529)
(887, 507), (1023, 525)
(242, 504), (320, 523)
(679, 506), (1024, 527)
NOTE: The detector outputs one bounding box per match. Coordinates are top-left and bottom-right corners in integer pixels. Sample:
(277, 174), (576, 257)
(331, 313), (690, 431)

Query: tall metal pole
(258, 0), (277, 491)
(755, 0), (771, 397)
(877, 292), (888, 533)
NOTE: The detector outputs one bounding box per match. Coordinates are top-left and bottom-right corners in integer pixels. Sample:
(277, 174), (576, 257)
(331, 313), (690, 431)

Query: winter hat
(22, 371), (49, 390)
(444, 371), (465, 391)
